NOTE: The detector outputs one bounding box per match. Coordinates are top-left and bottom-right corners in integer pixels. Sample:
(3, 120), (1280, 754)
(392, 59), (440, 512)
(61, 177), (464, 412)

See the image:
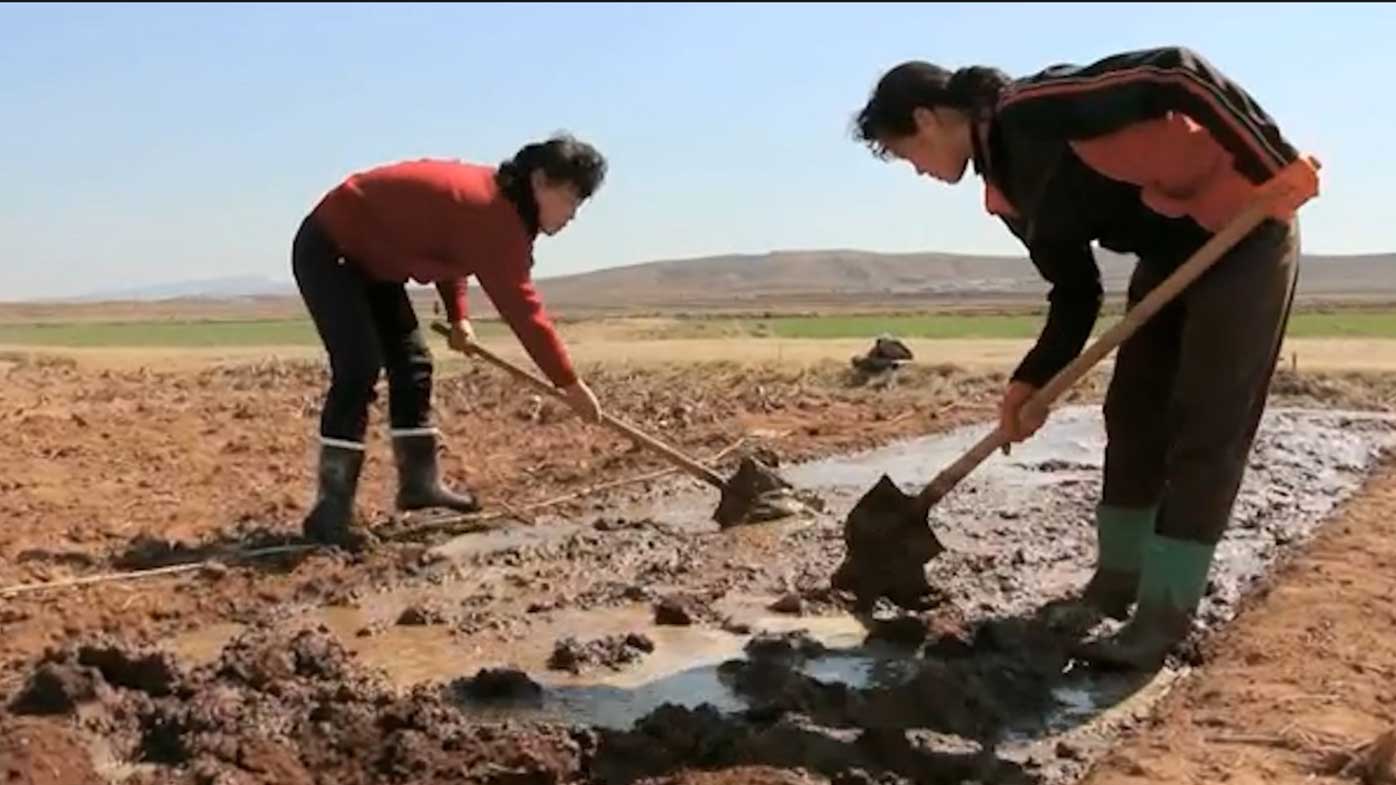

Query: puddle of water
(595, 406), (1394, 527)
(456, 638), (925, 730)
(427, 521), (589, 563)
(167, 591), (870, 690)
(784, 407), (1103, 495)
(1029, 667), (1164, 738)
(449, 634), (1170, 736)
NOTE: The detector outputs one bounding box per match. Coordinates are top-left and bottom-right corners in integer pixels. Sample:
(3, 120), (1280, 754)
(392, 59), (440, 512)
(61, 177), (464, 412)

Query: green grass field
(746, 314), (1048, 339)
(1282, 311), (1396, 338)
(738, 310), (1396, 340)
(1, 310), (1394, 348)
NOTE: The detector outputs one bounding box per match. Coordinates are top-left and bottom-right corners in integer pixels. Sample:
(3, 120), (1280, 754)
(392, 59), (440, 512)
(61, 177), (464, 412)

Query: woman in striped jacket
(852, 47), (1307, 670)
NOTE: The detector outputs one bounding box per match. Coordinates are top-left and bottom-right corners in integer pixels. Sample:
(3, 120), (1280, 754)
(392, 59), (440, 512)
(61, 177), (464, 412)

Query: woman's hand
(998, 380), (1048, 453)
(448, 319), (477, 352)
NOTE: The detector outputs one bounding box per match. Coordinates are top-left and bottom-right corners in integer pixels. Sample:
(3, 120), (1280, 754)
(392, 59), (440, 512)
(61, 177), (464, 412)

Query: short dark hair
(853, 63), (1009, 158)
(497, 133), (607, 199)
(495, 133), (606, 235)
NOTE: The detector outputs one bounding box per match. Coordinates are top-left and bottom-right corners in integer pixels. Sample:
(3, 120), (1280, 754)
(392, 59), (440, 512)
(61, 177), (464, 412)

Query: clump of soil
(75, 643), (181, 696)
(396, 602), (452, 627)
(9, 641), (178, 715)
(744, 631), (828, 661)
(6, 627), (585, 785)
(8, 661), (102, 716)
(590, 703), (1030, 785)
(548, 633), (656, 674)
(768, 594), (805, 615)
(450, 667), (544, 703)
(654, 594), (713, 626)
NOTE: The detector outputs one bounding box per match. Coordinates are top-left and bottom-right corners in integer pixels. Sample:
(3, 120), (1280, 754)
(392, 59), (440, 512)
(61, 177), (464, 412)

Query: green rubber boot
(1075, 534), (1216, 671)
(1081, 504), (1156, 620)
(1045, 504), (1154, 631)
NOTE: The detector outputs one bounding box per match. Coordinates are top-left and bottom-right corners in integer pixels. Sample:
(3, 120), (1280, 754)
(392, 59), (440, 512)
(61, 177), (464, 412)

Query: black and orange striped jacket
(972, 46), (1300, 386)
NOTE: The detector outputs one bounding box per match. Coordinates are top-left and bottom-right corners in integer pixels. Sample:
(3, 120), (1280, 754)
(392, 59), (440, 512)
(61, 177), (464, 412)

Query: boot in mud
(392, 430), (481, 514)
(1078, 568), (1140, 620)
(1045, 505), (1155, 630)
(1074, 534), (1213, 671)
(302, 442), (375, 552)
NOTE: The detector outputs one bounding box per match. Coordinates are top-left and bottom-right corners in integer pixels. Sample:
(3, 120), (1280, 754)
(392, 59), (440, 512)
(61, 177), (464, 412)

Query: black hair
(853, 62), (1009, 158)
(496, 133), (608, 233)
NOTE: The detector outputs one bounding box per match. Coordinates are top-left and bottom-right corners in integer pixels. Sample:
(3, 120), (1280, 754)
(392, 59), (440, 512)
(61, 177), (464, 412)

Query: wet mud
(4, 405), (1393, 785)
(813, 408), (1396, 625)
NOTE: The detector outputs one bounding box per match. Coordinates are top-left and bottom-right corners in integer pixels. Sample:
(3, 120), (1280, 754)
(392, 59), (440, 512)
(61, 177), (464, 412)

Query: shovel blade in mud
(712, 456), (806, 528)
(832, 473), (944, 610)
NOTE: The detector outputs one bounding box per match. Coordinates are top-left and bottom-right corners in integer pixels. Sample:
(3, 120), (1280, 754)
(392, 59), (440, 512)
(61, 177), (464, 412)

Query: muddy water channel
(160, 406), (1394, 783)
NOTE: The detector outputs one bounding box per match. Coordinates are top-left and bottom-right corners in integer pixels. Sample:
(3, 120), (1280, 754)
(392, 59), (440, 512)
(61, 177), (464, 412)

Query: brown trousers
(1101, 218), (1300, 545)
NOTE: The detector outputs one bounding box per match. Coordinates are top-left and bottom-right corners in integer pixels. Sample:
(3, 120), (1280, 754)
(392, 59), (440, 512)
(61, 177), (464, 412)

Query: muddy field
(3, 353), (1396, 784)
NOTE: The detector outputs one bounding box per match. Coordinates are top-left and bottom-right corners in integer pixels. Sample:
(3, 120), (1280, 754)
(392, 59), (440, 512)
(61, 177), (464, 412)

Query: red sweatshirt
(312, 159), (576, 388)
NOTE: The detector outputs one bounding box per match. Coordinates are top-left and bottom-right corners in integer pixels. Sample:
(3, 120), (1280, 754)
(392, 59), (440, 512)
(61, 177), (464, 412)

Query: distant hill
(522, 249), (1396, 313)
(46, 250), (1396, 316)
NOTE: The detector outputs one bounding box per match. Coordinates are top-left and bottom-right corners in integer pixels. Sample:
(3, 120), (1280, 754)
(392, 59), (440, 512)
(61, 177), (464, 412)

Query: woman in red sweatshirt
(292, 134), (606, 550)
(852, 47), (1312, 669)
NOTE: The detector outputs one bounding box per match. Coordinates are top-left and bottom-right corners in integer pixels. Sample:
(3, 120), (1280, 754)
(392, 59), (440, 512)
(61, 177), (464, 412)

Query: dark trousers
(1100, 219), (1300, 545)
(291, 215), (434, 443)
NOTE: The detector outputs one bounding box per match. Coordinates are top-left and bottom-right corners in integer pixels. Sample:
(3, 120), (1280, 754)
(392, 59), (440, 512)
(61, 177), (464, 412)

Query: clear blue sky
(3, 3), (1391, 300)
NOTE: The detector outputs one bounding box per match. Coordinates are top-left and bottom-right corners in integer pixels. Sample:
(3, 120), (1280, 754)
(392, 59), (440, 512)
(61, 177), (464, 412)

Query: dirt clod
(114, 536), (202, 570)
(1055, 740), (1083, 761)
(721, 618), (754, 635)
(768, 594), (805, 615)
(452, 668), (544, 703)
(548, 634), (655, 674)
(864, 615), (931, 647)
(200, 561), (231, 581)
(396, 603), (450, 627)
(8, 662), (100, 715)
(77, 644), (180, 696)
(654, 595), (708, 626)
(744, 631), (827, 661)
(355, 622), (389, 639)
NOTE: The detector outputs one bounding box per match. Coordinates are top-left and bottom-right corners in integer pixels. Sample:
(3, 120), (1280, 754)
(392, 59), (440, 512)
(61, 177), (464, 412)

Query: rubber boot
(1081, 504), (1156, 619)
(1045, 504), (1154, 630)
(1074, 534), (1215, 671)
(392, 429), (481, 513)
(302, 441), (374, 552)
